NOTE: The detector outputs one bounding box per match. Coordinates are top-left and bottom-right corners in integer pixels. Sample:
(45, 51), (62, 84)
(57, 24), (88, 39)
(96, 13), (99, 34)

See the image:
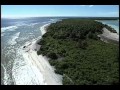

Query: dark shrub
(47, 52), (58, 59)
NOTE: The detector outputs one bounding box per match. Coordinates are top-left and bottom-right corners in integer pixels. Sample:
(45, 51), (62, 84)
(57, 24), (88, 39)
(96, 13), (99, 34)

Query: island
(36, 18), (119, 85)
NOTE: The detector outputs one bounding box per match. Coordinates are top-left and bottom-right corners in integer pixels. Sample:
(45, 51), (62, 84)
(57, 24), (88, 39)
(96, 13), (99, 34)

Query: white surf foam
(1, 63), (12, 85)
(11, 23), (62, 85)
(40, 23), (51, 35)
(95, 20), (119, 34)
(8, 32), (20, 45)
(107, 24), (119, 33)
(1, 64), (8, 85)
(12, 58), (45, 85)
(30, 23), (39, 26)
(12, 40), (46, 85)
(50, 19), (57, 22)
(1, 26), (18, 33)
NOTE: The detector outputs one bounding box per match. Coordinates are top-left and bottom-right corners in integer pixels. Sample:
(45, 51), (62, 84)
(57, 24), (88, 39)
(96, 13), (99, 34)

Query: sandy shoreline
(98, 27), (119, 44)
(21, 23), (62, 85)
(16, 22), (119, 85)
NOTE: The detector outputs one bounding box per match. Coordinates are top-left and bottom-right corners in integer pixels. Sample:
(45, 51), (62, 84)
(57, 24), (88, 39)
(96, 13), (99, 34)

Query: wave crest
(1, 26), (18, 33)
(8, 32), (20, 45)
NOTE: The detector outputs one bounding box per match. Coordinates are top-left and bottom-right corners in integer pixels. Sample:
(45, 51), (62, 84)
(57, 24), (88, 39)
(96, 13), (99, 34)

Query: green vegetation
(88, 17), (119, 20)
(62, 17), (119, 20)
(37, 19), (119, 85)
(104, 24), (117, 33)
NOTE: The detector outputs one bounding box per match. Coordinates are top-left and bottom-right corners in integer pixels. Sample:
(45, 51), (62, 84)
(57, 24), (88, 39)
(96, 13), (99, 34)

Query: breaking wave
(11, 23), (62, 85)
(2, 20), (63, 85)
(107, 24), (119, 33)
(1, 26), (18, 33)
(8, 32), (20, 45)
(40, 23), (51, 35)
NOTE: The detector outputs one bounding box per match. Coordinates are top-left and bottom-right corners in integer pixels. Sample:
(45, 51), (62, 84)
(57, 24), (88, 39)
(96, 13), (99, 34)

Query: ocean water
(96, 20), (119, 33)
(1, 17), (63, 85)
(1, 17), (119, 85)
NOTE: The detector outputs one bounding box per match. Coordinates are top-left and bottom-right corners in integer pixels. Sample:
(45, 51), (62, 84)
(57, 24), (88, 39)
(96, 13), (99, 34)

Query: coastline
(36, 19), (119, 85)
(10, 19), (119, 85)
(95, 20), (119, 44)
(98, 27), (119, 44)
(14, 20), (119, 85)
(20, 23), (62, 85)
(95, 20), (119, 34)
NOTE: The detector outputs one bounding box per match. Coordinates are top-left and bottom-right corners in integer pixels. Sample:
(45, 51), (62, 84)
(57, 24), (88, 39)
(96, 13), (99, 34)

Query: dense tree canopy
(37, 19), (119, 85)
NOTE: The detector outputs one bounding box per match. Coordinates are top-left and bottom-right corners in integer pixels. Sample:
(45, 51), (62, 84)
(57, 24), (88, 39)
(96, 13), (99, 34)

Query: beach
(20, 23), (63, 85)
(1, 17), (119, 85)
(98, 27), (119, 44)
(20, 24), (119, 85)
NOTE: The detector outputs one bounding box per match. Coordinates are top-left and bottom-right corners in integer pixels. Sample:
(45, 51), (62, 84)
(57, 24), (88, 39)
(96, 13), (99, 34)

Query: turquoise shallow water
(96, 20), (119, 33)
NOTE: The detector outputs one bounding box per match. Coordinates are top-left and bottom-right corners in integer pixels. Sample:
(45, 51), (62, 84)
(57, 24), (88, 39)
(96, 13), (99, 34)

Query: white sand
(22, 39), (62, 85)
(98, 27), (119, 42)
(20, 23), (63, 85)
